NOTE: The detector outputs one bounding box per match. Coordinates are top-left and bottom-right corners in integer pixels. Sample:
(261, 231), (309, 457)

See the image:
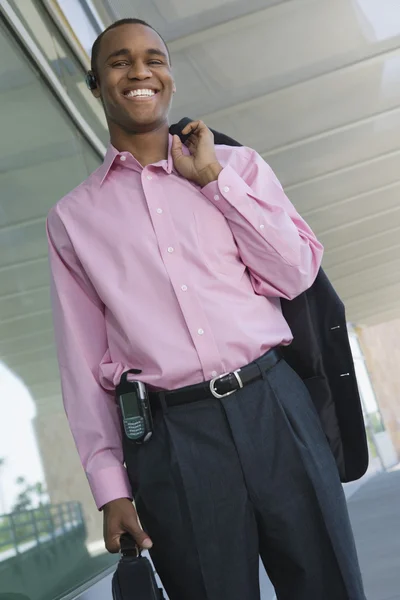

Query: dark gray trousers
(125, 358), (366, 600)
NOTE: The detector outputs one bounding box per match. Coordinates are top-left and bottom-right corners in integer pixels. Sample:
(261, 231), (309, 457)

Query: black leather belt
(149, 347), (282, 410)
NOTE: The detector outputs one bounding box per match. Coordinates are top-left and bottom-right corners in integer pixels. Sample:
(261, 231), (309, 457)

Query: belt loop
(158, 390), (169, 414)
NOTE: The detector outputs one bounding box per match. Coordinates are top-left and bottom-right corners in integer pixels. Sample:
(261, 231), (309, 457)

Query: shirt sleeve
(201, 148), (324, 300)
(46, 208), (132, 510)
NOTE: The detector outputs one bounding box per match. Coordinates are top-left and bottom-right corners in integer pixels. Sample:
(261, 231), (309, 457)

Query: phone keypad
(125, 417), (144, 439)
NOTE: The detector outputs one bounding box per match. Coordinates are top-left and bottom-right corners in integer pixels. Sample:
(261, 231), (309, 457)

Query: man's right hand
(102, 498), (153, 553)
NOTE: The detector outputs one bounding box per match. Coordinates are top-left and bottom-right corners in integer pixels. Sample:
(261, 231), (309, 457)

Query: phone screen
(120, 392), (139, 419)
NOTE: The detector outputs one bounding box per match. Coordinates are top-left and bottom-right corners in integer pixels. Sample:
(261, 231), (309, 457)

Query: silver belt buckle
(210, 369), (243, 399)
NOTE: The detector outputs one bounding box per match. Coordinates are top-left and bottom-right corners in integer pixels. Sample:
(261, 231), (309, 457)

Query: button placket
(141, 171), (222, 377)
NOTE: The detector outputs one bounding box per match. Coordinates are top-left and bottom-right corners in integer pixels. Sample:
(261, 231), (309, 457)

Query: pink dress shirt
(47, 135), (323, 509)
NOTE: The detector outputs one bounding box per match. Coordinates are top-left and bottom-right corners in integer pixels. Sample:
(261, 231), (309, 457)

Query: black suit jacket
(170, 118), (369, 483)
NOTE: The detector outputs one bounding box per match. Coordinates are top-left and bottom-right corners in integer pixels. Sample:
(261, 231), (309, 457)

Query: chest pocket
(193, 205), (242, 276)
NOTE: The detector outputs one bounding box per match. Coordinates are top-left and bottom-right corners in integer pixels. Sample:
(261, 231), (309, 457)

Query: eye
(149, 60), (163, 65)
(112, 61), (129, 67)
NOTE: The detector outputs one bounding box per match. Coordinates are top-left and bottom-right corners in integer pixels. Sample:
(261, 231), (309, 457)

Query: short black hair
(90, 18), (170, 74)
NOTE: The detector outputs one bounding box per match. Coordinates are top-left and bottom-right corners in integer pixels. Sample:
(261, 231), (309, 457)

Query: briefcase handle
(120, 532), (140, 557)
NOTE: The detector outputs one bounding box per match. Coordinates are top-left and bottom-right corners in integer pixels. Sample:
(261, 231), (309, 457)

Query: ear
(173, 83), (177, 93)
(85, 71), (101, 97)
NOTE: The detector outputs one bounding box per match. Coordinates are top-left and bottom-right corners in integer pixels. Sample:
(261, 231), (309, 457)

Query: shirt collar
(98, 145), (119, 186)
(98, 134), (175, 186)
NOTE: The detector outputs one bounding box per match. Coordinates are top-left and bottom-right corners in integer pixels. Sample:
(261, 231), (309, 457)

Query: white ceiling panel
(158, 0), (238, 19)
(265, 108), (400, 187)
(323, 227), (400, 269)
(188, 0), (371, 87)
(327, 244), (400, 281)
(104, 0), (286, 38)
(202, 50), (400, 154)
(334, 258), (400, 298)
(305, 183), (400, 233)
(287, 150), (400, 214)
(345, 284), (400, 316)
(320, 206), (400, 249)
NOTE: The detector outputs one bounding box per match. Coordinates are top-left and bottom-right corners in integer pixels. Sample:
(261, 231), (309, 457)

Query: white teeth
(125, 89), (155, 97)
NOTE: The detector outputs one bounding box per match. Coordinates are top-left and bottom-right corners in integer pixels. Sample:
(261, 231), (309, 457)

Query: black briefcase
(112, 533), (165, 599)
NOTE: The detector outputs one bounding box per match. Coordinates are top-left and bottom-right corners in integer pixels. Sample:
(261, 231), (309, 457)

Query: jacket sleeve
(46, 208), (132, 509)
(201, 148), (323, 300)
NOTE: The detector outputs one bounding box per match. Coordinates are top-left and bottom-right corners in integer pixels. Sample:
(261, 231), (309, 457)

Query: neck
(109, 122), (170, 167)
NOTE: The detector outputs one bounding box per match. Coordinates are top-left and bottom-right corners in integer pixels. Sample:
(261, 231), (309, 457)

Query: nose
(127, 61), (152, 80)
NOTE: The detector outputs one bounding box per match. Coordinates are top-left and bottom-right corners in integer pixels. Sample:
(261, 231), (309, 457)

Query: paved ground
(347, 470), (400, 600)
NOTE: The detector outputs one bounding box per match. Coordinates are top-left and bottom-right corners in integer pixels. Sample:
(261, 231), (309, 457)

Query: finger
(181, 120), (202, 136)
(125, 518), (153, 550)
(185, 138), (196, 153)
(104, 528), (123, 554)
(184, 122), (213, 146)
(171, 134), (184, 160)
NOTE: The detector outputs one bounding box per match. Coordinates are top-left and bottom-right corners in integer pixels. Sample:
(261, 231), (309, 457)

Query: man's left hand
(171, 120), (223, 187)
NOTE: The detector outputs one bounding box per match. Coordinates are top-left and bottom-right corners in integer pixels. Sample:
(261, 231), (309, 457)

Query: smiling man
(46, 18), (366, 600)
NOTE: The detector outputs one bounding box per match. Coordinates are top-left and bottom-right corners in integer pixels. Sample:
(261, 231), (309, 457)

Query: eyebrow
(105, 47), (169, 63)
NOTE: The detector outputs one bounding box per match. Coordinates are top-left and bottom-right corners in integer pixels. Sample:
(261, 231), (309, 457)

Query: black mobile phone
(116, 372), (153, 444)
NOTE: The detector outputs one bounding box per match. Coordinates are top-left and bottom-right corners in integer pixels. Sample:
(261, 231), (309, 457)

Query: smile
(123, 89), (158, 100)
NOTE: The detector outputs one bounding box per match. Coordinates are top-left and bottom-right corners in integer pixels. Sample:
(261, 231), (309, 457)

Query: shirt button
(120, 155), (126, 162)
(156, 208), (163, 214)
(181, 285), (188, 291)
(167, 247), (174, 253)
(214, 195), (220, 201)
(260, 224), (265, 229)
(223, 186), (230, 193)
(197, 328), (204, 335)
(211, 371), (218, 377)
(146, 175), (152, 180)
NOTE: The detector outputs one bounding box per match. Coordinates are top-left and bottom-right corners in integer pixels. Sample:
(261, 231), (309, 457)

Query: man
(47, 18), (366, 600)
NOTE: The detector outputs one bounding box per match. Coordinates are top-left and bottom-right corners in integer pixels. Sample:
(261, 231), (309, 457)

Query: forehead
(100, 24), (167, 59)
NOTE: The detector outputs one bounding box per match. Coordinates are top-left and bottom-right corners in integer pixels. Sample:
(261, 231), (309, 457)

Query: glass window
(6, 0), (108, 144)
(0, 15), (118, 600)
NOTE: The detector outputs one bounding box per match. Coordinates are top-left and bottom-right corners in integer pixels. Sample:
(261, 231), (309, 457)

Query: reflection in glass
(0, 13), (116, 600)
(6, 0), (108, 143)
(0, 363), (46, 515)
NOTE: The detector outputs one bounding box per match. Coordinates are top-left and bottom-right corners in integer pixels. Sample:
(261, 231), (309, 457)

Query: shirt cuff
(87, 465), (133, 510)
(201, 165), (251, 214)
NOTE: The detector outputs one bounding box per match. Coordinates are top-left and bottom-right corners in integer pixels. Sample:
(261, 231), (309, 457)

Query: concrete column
(357, 319), (400, 461)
